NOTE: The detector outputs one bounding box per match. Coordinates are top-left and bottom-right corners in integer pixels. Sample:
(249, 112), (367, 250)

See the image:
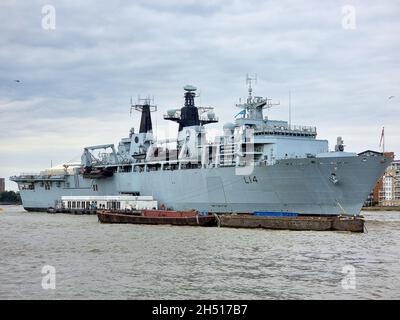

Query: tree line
(0, 191), (22, 204)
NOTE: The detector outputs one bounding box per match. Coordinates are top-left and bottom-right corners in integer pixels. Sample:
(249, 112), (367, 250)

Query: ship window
(20, 183), (36, 190)
(93, 184), (98, 191)
(120, 166), (132, 173)
(72, 201), (76, 208)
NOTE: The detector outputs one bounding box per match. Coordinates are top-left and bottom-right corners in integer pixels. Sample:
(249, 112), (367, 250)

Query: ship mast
(129, 96), (157, 159)
(163, 85), (218, 130)
(246, 73), (256, 104)
(235, 74), (280, 121)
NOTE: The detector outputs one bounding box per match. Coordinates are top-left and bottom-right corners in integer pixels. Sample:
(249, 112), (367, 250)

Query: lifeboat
(80, 166), (114, 179)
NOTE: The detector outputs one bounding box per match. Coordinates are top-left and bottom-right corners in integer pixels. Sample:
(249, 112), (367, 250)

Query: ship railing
(288, 125), (316, 133)
(18, 172), (40, 176)
(259, 124), (317, 134)
(10, 173), (40, 180)
(200, 116), (219, 122)
(10, 173), (66, 181)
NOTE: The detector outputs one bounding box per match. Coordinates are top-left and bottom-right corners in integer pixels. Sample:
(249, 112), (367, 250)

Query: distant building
(379, 159), (400, 206)
(0, 178), (5, 192)
(362, 151), (395, 207)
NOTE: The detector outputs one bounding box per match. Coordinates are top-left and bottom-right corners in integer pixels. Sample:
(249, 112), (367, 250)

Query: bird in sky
(388, 95), (395, 99)
(14, 80), (21, 83)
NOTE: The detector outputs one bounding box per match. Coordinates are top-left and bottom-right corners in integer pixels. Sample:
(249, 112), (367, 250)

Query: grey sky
(1, 0), (399, 190)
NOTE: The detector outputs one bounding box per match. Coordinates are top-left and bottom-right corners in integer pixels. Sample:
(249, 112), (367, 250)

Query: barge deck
(97, 210), (217, 227)
(219, 214), (365, 232)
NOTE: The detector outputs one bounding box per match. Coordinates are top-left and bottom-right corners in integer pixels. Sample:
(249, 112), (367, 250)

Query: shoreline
(362, 206), (400, 212)
(0, 202), (22, 205)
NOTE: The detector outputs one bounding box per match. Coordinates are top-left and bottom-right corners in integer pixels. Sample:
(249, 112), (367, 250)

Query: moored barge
(97, 209), (217, 227)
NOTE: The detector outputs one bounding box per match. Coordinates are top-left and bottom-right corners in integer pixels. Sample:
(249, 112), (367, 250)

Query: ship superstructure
(11, 80), (392, 215)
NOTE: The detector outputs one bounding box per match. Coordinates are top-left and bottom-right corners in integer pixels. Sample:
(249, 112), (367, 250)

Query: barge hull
(97, 211), (217, 227)
(219, 215), (364, 232)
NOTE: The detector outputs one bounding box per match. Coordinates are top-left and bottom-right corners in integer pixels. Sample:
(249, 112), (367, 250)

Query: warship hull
(17, 154), (390, 216)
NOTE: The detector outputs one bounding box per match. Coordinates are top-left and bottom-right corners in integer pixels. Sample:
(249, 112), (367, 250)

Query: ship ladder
(213, 213), (221, 227)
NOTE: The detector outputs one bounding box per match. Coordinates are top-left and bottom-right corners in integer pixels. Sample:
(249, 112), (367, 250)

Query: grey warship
(11, 79), (392, 215)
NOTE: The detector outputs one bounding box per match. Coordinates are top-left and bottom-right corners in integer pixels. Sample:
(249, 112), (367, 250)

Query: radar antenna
(130, 95), (157, 115)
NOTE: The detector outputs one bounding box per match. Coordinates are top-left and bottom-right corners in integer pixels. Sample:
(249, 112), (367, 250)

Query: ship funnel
(139, 104), (152, 133)
(130, 97), (157, 134)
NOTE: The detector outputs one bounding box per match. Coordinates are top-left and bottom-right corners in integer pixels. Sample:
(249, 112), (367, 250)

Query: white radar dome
(223, 122), (235, 132)
(167, 109), (177, 117)
(183, 85), (197, 92)
(207, 111), (215, 119)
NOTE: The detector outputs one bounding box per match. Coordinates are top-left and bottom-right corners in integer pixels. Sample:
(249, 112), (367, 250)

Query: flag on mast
(235, 109), (246, 118)
(379, 126), (385, 152)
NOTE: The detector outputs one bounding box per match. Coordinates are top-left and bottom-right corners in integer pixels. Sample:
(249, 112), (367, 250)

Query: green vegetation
(0, 191), (22, 204)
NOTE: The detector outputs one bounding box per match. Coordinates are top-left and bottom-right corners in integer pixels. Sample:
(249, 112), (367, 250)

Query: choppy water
(0, 205), (400, 299)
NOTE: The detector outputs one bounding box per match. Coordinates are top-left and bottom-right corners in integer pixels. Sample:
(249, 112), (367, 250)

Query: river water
(0, 205), (399, 299)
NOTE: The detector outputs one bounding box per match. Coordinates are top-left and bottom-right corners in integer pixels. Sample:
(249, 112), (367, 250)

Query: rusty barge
(219, 214), (365, 232)
(97, 209), (217, 227)
(97, 209), (364, 232)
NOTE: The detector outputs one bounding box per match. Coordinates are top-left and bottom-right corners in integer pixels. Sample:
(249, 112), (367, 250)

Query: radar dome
(207, 111), (215, 120)
(184, 85), (197, 92)
(223, 122), (235, 133)
(167, 109), (176, 117)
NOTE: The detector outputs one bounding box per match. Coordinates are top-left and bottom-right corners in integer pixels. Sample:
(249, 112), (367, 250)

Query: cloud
(0, 0), (399, 190)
